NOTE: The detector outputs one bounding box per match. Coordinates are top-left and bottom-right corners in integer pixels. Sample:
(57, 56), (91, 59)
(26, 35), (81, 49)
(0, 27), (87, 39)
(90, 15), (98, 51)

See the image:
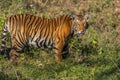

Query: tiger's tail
(0, 22), (8, 55)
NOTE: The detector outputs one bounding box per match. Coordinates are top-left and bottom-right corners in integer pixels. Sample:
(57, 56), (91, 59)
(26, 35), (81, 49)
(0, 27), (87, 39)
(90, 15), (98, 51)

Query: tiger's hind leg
(9, 36), (24, 62)
(9, 49), (20, 62)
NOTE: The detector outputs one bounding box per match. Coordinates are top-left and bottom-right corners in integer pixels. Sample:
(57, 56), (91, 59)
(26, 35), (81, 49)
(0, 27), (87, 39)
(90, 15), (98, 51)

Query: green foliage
(0, 0), (120, 80)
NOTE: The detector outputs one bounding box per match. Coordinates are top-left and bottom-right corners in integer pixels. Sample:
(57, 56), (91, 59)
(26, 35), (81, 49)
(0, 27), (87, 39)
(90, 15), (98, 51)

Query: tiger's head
(71, 14), (90, 35)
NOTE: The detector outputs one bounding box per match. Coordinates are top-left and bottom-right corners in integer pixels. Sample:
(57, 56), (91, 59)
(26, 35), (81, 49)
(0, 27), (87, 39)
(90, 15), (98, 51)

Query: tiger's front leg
(53, 40), (65, 62)
(62, 43), (70, 59)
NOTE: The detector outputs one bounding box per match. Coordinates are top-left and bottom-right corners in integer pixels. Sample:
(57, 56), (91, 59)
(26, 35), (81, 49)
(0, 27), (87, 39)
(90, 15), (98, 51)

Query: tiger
(0, 13), (90, 62)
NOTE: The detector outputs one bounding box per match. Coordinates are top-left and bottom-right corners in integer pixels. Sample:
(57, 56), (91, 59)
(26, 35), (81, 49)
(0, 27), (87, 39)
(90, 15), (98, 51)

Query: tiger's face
(72, 14), (90, 34)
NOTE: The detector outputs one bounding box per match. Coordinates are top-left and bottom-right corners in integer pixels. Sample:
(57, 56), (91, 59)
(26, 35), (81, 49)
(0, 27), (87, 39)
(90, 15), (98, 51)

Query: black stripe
(1, 24), (7, 50)
(54, 18), (57, 29)
(17, 33), (24, 46)
(14, 15), (19, 35)
(19, 31), (25, 45)
(23, 15), (29, 38)
(21, 14), (23, 24)
(14, 38), (24, 50)
(14, 41), (23, 51)
(25, 15), (31, 30)
(31, 17), (40, 41)
(35, 17), (42, 31)
(27, 16), (35, 33)
(31, 17), (39, 41)
(9, 16), (12, 32)
(35, 20), (43, 42)
(44, 23), (50, 47)
(37, 18), (46, 41)
(36, 18), (46, 47)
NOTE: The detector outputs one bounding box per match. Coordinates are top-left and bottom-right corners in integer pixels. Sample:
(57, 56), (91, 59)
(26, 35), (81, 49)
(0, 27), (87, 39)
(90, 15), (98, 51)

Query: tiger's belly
(28, 38), (54, 49)
(28, 40), (37, 47)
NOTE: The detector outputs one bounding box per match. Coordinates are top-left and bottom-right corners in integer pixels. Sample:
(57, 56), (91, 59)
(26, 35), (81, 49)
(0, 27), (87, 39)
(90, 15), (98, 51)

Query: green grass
(0, 0), (120, 80)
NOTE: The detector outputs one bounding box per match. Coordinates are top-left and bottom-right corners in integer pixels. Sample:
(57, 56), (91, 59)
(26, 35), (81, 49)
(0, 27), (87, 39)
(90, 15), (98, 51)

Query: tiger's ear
(84, 14), (90, 22)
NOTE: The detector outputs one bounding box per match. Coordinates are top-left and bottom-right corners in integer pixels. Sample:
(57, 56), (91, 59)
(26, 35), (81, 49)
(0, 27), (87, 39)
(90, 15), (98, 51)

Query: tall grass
(0, 0), (120, 80)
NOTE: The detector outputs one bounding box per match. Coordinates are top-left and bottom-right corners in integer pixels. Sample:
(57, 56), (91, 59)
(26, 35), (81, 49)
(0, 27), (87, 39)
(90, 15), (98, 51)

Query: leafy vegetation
(0, 0), (120, 80)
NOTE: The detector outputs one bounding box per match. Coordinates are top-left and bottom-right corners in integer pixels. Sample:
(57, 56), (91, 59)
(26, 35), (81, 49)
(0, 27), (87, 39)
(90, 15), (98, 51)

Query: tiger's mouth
(77, 30), (85, 34)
